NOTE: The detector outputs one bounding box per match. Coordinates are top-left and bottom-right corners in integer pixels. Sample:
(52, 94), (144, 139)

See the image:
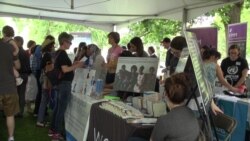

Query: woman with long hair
(129, 37), (148, 57)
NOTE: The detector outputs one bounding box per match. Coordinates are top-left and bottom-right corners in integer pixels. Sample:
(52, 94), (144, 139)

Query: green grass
(0, 112), (50, 141)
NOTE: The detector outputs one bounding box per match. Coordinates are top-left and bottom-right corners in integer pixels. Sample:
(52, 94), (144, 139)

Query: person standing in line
(36, 37), (55, 127)
(14, 36), (31, 117)
(1, 25), (22, 85)
(221, 45), (249, 89)
(32, 35), (54, 117)
(26, 40), (36, 56)
(0, 39), (20, 141)
(148, 46), (157, 58)
(49, 32), (84, 140)
(161, 37), (172, 68)
(129, 37), (148, 57)
(106, 32), (123, 84)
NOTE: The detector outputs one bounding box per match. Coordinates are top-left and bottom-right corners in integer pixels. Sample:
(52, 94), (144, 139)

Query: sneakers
(8, 136), (14, 141)
(48, 129), (55, 137)
(51, 133), (64, 140)
(36, 122), (50, 128)
(16, 77), (23, 86)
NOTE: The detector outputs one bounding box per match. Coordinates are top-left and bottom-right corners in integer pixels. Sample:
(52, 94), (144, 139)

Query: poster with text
(65, 95), (102, 141)
(187, 27), (218, 49)
(71, 68), (96, 98)
(184, 31), (213, 111)
(114, 57), (159, 93)
(228, 22), (247, 58)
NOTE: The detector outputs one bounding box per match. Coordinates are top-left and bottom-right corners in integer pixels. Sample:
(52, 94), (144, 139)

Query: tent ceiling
(0, 0), (242, 31)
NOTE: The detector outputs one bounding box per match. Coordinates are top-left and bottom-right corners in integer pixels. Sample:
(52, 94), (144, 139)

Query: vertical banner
(228, 23), (248, 58)
(187, 27), (218, 49)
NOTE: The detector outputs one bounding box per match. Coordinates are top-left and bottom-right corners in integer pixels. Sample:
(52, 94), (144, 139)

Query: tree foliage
(120, 19), (181, 45)
(1, 18), (108, 48)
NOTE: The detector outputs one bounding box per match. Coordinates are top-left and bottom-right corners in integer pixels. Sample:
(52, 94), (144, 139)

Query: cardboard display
(114, 57), (159, 93)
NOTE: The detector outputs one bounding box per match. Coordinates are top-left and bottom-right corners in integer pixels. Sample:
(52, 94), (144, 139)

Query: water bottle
(95, 79), (104, 97)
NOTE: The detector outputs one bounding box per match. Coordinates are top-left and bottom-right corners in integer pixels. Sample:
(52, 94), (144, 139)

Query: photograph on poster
(71, 68), (96, 97)
(114, 57), (159, 93)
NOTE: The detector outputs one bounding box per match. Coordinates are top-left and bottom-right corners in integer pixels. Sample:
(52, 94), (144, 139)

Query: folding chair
(212, 113), (237, 141)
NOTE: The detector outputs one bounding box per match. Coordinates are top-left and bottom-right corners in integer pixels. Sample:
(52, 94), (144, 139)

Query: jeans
(37, 89), (57, 123)
(52, 81), (71, 133)
(17, 73), (28, 115)
(33, 70), (42, 115)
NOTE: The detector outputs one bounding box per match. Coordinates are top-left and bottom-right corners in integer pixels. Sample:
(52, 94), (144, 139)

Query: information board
(184, 31), (213, 111)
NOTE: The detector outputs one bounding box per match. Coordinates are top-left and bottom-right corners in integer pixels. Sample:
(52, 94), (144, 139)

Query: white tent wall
(0, 0), (243, 31)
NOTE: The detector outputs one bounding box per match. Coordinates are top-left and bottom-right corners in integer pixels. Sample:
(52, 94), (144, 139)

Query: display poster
(113, 57), (159, 93)
(184, 31), (213, 111)
(175, 47), (189, 73)
(71, 68), (96, 97)
(65, 95), (102, 141)
(228, 22), (248, 58)
(187, 27), (218, 49)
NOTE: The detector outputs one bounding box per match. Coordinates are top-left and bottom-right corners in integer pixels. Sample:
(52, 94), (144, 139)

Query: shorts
(0, 94), (19, 116)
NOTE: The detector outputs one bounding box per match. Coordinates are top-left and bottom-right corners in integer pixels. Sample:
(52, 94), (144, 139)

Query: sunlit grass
(0, 112), (50, 141)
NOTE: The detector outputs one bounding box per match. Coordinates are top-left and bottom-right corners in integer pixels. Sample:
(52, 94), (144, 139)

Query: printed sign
(71, 68), (96, 97)
(184, 31), (213, 110)
(187, 27), (218, 49)
(228, 23), (247, 58)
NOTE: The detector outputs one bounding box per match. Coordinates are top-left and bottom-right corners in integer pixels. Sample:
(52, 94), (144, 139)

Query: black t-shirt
(151, 106), (199, 141)
(55, 50), (74, 82)
(221, 57), (249, 86)
(0, 41), (17, 95)
(18, 47), (31, 74)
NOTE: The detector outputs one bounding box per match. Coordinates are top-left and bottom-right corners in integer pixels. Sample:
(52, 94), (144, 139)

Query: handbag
(45, 51), (63, 86)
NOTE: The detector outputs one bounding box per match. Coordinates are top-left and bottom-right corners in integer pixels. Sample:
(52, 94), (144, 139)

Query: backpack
(45, 51), (63, 86)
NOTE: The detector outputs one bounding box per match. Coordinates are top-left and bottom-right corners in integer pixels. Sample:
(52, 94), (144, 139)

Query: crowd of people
(0, 24), (249, 141)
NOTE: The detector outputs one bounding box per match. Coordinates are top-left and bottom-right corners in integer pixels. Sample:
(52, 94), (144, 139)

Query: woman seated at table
(150, 72), (200, 141)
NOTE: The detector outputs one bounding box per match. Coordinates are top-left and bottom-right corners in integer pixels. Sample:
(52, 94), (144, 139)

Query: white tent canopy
(0, 0), (242, 31)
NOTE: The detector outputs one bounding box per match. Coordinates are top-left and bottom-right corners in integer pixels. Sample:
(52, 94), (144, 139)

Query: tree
(120, 19), (181, 45)
(9, 18), (109, 48)
(213, 0), (250, 43)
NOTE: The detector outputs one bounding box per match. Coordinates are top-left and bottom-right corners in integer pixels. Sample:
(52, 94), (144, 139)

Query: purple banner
(228, 23), (247, 58)
(187, 27), (218, 49)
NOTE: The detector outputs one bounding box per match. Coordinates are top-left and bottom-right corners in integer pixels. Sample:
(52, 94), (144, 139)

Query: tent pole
(71, 0), (74, 9)
(113, 25), (117, 32)
(182, 8), (187, 35)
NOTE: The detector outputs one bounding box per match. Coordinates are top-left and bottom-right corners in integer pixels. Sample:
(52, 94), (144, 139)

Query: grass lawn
(0, 112), (50, 141)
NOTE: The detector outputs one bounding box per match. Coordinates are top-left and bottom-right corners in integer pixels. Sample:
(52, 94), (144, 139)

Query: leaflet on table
(71, 68), (96, 97)
(114, 57), (159, 93)
(99, 101), (144, 119)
